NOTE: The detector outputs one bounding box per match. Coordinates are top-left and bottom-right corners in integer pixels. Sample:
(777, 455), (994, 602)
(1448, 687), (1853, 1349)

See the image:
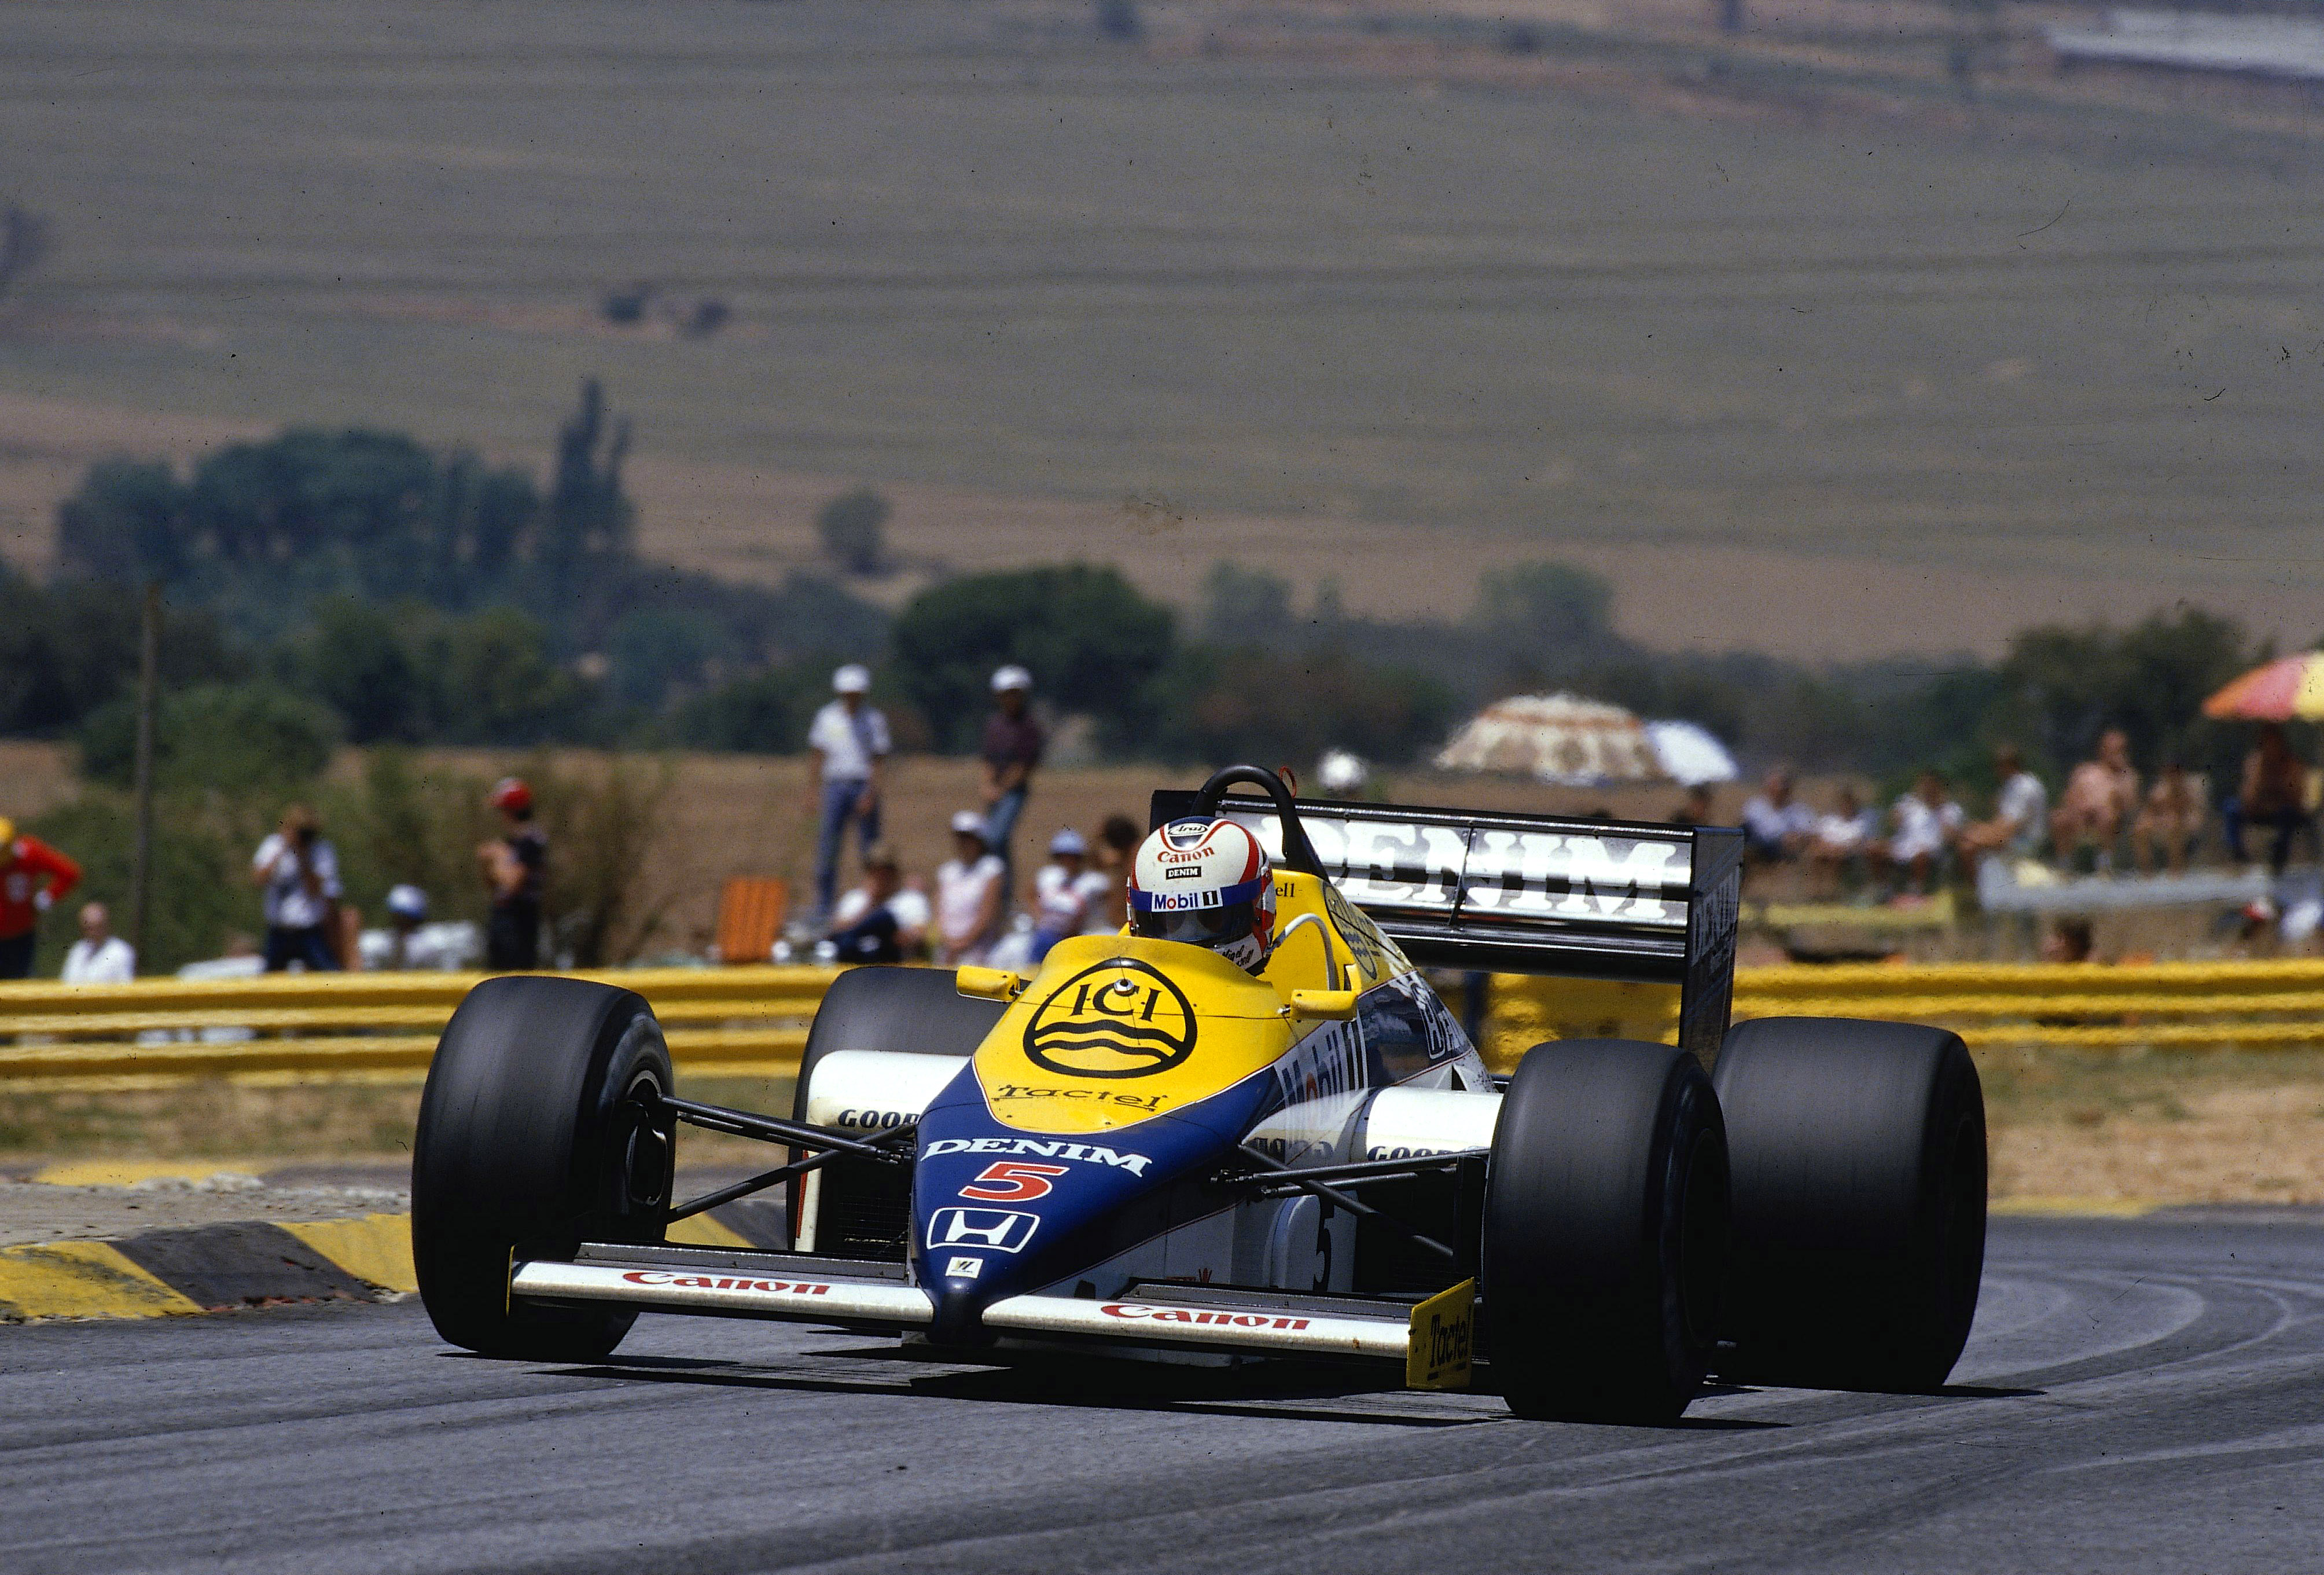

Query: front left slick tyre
(412, 976), (674, 1361)
(1483, 1039), (1730, 1424)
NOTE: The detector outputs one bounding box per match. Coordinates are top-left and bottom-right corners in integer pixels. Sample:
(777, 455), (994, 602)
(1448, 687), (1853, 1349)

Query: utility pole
(128, 581), (160, 972)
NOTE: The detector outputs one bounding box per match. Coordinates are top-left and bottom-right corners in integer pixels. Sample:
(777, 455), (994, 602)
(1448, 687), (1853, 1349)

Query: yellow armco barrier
(0, 966), (834, 1091)
(5, 957), (2322, 1089)
(1483, 959), (2324, 1070)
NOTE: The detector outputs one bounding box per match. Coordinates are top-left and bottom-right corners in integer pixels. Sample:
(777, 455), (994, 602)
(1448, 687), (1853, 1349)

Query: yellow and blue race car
(410, 766), (1987, 1422)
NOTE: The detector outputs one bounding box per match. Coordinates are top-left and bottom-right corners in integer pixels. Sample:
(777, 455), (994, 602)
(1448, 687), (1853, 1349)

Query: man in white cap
(979, 664), (1043, 883)
(935, 810), (1005, 966)
(806, 663), (892, 921)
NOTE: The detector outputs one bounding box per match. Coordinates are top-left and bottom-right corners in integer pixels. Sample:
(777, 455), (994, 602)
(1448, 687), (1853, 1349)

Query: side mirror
(1288, 988), (1359, 1021)
(956, 967), (1026, 1003)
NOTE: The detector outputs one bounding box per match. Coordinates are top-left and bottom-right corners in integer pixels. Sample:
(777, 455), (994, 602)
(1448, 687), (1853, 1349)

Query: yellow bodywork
(971, 871), (1412, 1135)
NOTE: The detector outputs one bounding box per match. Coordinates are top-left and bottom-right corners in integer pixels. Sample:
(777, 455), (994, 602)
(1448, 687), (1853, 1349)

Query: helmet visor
(1133, 900), (1256, 950)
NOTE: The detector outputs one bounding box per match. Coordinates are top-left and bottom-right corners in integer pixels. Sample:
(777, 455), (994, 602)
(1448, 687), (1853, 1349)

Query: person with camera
(251, 805), (343, 972)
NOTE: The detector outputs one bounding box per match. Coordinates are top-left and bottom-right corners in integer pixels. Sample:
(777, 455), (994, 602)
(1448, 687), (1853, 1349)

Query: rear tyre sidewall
(1713, 1016), (1987, 1393)
(1483, 1039), (1729, 1424)
(413, 976), (674, 1361)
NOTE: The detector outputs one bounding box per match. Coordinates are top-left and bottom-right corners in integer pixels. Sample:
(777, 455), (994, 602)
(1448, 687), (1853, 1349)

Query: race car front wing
(513, 1244), (1474, 1387)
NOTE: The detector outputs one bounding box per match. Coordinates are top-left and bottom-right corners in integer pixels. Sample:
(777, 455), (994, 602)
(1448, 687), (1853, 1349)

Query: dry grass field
(5, 1), (2324, 659)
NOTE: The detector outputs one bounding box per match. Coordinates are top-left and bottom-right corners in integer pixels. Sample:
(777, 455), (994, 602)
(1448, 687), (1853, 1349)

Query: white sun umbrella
(1643, 719), (1740, 788)
(1433, 693), (1668, 787)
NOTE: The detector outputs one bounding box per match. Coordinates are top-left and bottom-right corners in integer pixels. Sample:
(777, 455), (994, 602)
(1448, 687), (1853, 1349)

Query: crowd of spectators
(794, 660), (1145, 970)
(21, 653), (2324, 981)
(1718, 722), (2321, 901)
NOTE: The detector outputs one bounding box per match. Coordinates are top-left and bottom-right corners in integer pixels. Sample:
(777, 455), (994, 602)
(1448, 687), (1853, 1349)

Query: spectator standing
(806, 663), (891, 921)
(60, 901), (134, 983)
(0, 818), (78, 980)
(252, 805), (343, 972)
(1081, 814), (1142, 936)
(2133, 761), (2205, 875)
(1738, 768), (1815, 863)
(479, 777), (547, 970)
(825, 846), (932, 964)
(2224, 723), (2310, 875)
(2050, 728), (2139, 871)
(935, 810), (1006, 966)
(1957, 746), (2049, 863)
(980, 666), (1044, 880)
(1890, 770), (1965, 895)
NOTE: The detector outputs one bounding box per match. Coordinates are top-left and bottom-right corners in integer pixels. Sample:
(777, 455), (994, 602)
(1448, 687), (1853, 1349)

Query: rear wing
(1151, 790), (1742, 1063)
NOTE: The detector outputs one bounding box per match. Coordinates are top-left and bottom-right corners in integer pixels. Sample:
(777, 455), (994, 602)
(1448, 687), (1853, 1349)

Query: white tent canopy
(1644, 719), (1740, 787)
(1433, 693), (1667, 787)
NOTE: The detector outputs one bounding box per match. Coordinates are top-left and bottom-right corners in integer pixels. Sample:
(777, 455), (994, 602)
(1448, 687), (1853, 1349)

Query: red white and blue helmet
(1128, 817), (1277, 974)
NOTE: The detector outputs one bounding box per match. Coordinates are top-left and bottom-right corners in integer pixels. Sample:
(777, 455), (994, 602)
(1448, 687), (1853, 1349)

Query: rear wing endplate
(1152, 790), (1742, 1063)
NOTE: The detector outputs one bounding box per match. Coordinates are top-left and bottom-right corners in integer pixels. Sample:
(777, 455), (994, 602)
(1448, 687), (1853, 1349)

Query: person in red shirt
(0, 818), (82, 980)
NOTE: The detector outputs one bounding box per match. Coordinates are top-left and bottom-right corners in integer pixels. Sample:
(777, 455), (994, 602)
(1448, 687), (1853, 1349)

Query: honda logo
(926, 1208), (1040, 1254)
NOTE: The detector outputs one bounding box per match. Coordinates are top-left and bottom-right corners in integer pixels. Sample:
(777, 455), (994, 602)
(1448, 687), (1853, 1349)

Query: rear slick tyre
(412, 976), (674, 1361)
(1713, 1016), (1987, 1393)
(1483, 1039), (1729, 1424)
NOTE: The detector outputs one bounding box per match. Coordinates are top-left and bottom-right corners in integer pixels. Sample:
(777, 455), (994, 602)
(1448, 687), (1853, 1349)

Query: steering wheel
(1190, 764), (1328, 878)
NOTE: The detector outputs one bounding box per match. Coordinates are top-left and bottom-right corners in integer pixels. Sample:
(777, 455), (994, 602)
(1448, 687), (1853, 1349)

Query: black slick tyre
(1483, 1039), (1729, 1424)
(1713, 1016), (1987, 1393)
(412, 975), (674, 1361)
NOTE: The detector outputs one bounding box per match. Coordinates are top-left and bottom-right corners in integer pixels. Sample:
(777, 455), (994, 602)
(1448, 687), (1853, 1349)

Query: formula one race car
(410, 766), (1987, 1422)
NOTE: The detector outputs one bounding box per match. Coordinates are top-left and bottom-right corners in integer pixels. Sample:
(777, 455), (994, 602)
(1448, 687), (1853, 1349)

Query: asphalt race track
(5, 1215), (2321, 1574)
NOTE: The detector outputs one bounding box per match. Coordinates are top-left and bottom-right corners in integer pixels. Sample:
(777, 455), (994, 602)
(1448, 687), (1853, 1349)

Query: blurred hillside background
(3, 0), (2323, 968)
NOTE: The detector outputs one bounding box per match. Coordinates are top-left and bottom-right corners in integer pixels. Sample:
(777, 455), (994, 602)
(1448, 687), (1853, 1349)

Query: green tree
(892, 566), (1175, 751)
(54, 459), (185, 584)
(539, 377), (634, 600)
(606, 608), (725, 710)
(0, 570), (242, 736)
(77, 682), (340, 795)
(1150, 645), (1457, 767)
(1199, 561), (1293, 643)
(674, 662), (827, 752)
(1473, 562), (1616, 647)
(420, 608), (591, 744)
(815, 487), (891, 577)
(305, 597), (425, 743)
(1990, 609), (2251, 779)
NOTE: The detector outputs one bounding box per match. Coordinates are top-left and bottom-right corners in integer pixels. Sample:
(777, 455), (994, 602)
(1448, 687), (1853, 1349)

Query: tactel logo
(1022, 959), (1196, 1080)
(991, 1084), (1164, 1113)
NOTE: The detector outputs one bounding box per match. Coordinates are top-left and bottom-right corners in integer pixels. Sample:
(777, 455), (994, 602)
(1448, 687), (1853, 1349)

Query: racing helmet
(1128, 817), (1277, 974)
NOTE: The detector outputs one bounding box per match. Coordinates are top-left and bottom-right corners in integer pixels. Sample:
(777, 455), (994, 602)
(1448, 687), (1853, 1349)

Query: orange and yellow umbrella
(2202, 653), (2324, 721)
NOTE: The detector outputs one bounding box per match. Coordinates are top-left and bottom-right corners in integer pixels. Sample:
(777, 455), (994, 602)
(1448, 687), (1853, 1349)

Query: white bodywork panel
(511, 1260), (1408, 1363)
(793, 1049), (964, 1253)
(1352, 1086), (1503, 1161)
